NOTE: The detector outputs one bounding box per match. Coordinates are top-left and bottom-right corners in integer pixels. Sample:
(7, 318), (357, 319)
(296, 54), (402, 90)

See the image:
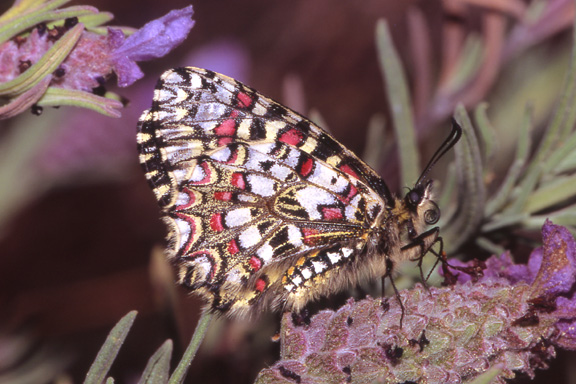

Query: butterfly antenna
(414, 119), (462, 188)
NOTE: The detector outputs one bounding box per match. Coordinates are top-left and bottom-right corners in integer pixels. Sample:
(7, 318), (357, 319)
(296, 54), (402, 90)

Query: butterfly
(137, 67), (461, 318)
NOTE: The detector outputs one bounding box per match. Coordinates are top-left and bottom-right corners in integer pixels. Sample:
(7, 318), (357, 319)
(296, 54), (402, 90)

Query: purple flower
(109, 6), (195, 87)
(1, 4), (195, 118)
(256, 221), (576, 383)
(444, 220), (576, 351)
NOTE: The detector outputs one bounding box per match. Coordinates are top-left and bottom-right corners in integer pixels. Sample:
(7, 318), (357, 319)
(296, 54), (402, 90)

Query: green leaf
(484, 107), (532, 216)
(522, 12), (576, 182)
(84, 311), (137, 384)
(482, 212), (528, 232)
(0, 76), (51, 119)
(543, 129), (576, 176)
(514, 105), (533, 164)
(375, 19), (419, 188)
(525, 175), (576, 214)
(527, 205), (576, 232)
(0, 0), (70, 26)
(442, 33), (484, 94)
(484, 159), (525, 217)
(505, 162), (542, 214)
(42, 7), (107, 30)
(362, 113), (388, 169)
(436, 162), (457, 221)
(444, 106), (485, 251)
(555, 148), (576, 173)
(0, 1), (95, 43)
(78, 12), (114, 30)
(37, 87), (124, 117)
(139, 340), (173, 384)
(473, 103), (497, 162)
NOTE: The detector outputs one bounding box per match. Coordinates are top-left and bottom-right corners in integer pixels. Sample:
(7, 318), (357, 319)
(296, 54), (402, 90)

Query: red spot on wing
(214, 191), (233, 201)
(255, 278), (267, 292)
(339, 164), (360, 179)
(338, 183), (359, 204)
(302, 228), (321, 246)
(249, 256), (262, 271)
(226, 147), (239, 164)
(218, 137), (233, 146)
(228, 239), (240, 254)
(191, 162), (212, 185)
(174, 212), (198, 253)
(321, 207), (343, 221)
(299, 157), (314, 177)
(237, 92), (252, 108)
(231, 172), (246, 189)
(175, 187), (196, 210)
(347, 183), (358, 199)
(210, 213), (224, 232)
(279, 128), (304, 146)
(215, 119), (236, 136)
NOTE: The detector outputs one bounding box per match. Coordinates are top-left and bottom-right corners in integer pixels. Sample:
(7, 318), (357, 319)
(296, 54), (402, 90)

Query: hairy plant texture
(0, 0), (194, 118)
(256, 221), (576, 384)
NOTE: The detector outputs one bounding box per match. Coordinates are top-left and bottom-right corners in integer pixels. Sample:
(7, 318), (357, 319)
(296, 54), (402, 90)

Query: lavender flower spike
(110, 6), (195, 87)
(256, 221), (576, 384)
(1, 2), (194, 118)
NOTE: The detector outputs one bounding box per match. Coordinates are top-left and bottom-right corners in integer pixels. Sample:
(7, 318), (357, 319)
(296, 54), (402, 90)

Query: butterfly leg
(382, 257), (407, 328)
(401, 227), (443, 284)
(380, 227), (441, 327)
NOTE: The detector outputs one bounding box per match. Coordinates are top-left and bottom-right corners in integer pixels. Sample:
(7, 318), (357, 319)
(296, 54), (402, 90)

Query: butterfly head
(394, 120), (462, 240)
(388, 179), (439, 246)
(404, 180), (440, 228)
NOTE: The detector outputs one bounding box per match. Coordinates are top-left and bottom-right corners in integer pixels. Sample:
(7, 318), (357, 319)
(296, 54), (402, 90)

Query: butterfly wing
(137, 67), (391, 316)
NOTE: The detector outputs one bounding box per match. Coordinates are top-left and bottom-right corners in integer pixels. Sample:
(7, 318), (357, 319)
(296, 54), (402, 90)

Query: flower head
(0, 2), (195, 118)
(256, 220), (576, 383)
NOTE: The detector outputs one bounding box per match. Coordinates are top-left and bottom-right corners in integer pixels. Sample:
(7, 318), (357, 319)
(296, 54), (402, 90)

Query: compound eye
(424, 203), (440, 225)
(407, 190), (420, 206)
